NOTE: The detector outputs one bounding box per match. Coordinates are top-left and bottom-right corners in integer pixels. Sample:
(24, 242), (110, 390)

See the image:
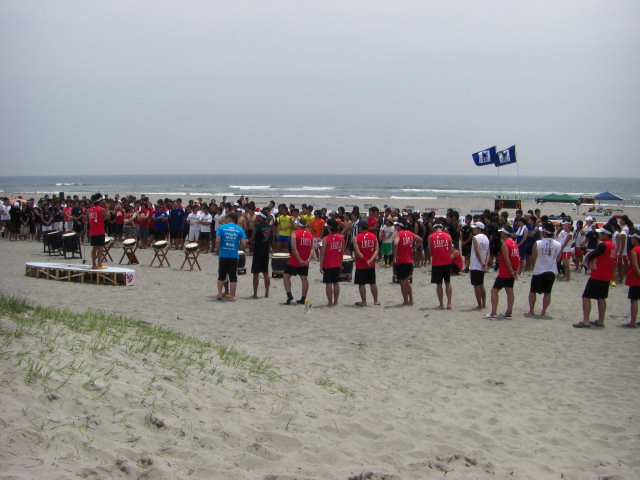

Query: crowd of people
(2, 193), (638, 328)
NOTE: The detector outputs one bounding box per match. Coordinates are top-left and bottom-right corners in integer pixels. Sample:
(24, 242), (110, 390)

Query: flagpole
(515, 145), (521, 198)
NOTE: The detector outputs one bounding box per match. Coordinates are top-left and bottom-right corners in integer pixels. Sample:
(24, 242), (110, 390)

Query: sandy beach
(1, 199), (639, 479)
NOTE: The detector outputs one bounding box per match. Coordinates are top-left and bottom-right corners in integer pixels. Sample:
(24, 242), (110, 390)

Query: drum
(47, 231), (63, 251)
(153, 240), (168, 250)
(271, 253), (290, 277)
(185, 242), (199, 253)
(237, 250), (247, 274)
(340, 255), (354, 281)
(62, 232), (79, 251)
(104, 236), (114, 247)
(123, 238), (137, 248)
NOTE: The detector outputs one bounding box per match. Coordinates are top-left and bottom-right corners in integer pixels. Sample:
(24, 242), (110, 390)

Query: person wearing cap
(353, 219), (380, 306)
(574, 224), (616, 328)
(215, 212), (247, 301)
(526, 222), (562, 317)
(469, 222), (490, 310)
(393, 220), (423, 306)
(428, 221), (453, 310)
(556, 221), (574, 281)
(319, 218), (345, 307)
(283, 217), (314, 305)
(87, 193), (111, 270)
(622, 231), (640, 327)
(275, 204), (292, 254)
(484, 224), (520, 319)
(616, 215), (633, 285)
(379, 217), (396, 267)
(583, 217), (598, 272)
(250, 210), (272, 298)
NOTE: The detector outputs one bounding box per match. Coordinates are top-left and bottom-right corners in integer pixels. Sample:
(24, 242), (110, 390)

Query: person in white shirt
(469, 222), (490, 310)
(198, 205), (213, 253)
(186, 205), (200, 243)
(556, 221), (574, 281)
(527, 222), (562, 316)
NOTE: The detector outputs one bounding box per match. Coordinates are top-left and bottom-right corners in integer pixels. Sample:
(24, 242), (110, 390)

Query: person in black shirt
(250, 210), (272, 298)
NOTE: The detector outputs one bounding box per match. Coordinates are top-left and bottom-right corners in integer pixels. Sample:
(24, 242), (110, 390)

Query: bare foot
(473, 306), (483, 310)
(251, 294), (259, 299)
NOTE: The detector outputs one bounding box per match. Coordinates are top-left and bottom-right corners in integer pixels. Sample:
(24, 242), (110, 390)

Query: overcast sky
(1, 1), (638, 177)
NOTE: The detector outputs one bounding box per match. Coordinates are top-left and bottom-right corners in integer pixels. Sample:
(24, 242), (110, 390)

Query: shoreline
(5, 191), (638, 221)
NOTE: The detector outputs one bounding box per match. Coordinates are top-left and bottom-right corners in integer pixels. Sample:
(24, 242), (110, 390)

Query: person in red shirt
(284, 218), (314, 305)
(112, 201), (125, 244)
(428, 222), (453, 309)
(393, 220), (423, 306)
(574, 224), (617, 328)
(354, 220), (380, 306)
(484, 225), (520, 319)
(87, 193), (111, 270)
(319, 218), (344, 307)
(622, 231), (640, 327)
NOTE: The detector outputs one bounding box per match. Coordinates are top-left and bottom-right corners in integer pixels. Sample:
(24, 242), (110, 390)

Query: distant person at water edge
(353, 220), (379, 307)
(526, 222), (562, 317)
(622, 231), (640, 328)
(484, 225), (519, 319)
(574, 224), (616, 328)
(428, 221), (453, 310)
(319, 218), (344, 307)
(215, 212), (247, 301)
(88, 193), (111, 270)
(469, 222), (490, 310)
(283, 218), (313, 305)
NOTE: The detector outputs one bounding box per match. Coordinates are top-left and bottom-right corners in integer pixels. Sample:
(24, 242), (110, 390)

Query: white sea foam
(55, 182), (83, 186)
(391, 196), (438, 200)
(228, 185), (271, 190)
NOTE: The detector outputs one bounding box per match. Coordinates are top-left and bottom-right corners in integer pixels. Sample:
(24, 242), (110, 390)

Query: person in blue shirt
(215, 212), (247, 301)
(169, 199), (187, 249)
(153, 206), (169, 241)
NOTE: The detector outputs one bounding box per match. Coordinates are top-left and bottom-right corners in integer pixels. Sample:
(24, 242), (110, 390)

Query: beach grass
(0, 291), (279, 394)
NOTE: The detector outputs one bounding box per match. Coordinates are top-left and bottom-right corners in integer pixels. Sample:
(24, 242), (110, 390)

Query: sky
(1, 0), (639, 177)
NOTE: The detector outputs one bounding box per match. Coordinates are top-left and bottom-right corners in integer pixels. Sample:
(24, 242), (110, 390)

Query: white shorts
(188, 228), (200, 242)
(313, 237), (321, 249)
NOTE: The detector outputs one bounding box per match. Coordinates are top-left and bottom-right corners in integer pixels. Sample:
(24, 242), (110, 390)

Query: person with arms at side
(469, 222), (490, 310)
(353, 219), (379, 307)
(622, 231), (640, 327)
(393, 220), (422, 306)
(283, 218), (314, 305)
(574, 224), (617, 328)
(526, 222), (562, 317)
(87, 193), (111, 270)
(169, 199), (187, 250)
(215, 212), (247, 301)
(319, 218), (344, 307)
(484, 225), (520, 319)
(250, 210), (272, 299)
(428, 220), (453, 310)
(557, 221), (574, 281)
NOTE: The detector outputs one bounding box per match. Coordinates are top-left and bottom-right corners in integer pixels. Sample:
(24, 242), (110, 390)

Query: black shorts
(629, 285), (640, 300)
(461, 244), (471, 257)
(170, 229), (183, 240)
(470, 270), (485, 286)
(199, 231), (211, 241)
(113, 224), (123, 235)
(354, 268), (376, 285)
(218, 257), (238, 282)
(284, 264), (309, 277)
(154, 230), (166, 241)
(323, 267), (340, 284)
(431, 264), (451, 284)
(251, 255), (270, 274)
(582, 278), (610, 299)
(90, 234), (105, 247)
(395, 262), (413, 280)
(530, 272), (556, 294)
(493, 276), (515, 290)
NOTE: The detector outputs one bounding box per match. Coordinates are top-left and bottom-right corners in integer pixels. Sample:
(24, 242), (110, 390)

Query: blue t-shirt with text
(217, 223), (246, 258)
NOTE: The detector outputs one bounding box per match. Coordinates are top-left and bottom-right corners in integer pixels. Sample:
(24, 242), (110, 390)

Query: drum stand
(119, 244), (139, 265)
(101, 243), (114, 263)
(150, 246), (171, 267)
(180, 249), (201, 271)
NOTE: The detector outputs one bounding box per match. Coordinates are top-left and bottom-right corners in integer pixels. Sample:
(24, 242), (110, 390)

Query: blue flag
(495, 145), (517, 167)
(472, 146), (497, 166)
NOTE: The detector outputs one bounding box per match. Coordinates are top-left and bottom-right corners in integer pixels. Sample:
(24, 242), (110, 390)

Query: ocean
(1, 174), (638, 205)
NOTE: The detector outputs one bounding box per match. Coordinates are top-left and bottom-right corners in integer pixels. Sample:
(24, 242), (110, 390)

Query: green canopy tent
(536, 193), (580, 204)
